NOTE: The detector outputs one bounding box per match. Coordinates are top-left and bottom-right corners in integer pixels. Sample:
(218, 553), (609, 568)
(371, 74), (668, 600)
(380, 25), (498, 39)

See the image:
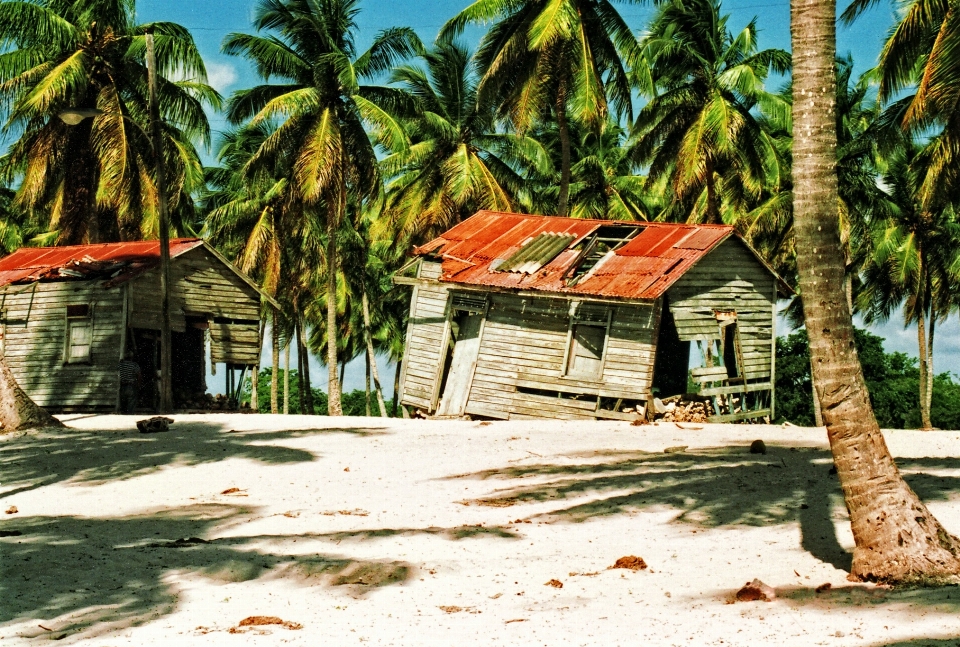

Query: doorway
(436, 310), (484, 416)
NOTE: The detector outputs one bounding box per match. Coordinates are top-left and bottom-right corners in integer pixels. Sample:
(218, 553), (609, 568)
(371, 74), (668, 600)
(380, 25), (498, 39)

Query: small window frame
(561, 303), (612, 381)
(64, 304), (93, 365)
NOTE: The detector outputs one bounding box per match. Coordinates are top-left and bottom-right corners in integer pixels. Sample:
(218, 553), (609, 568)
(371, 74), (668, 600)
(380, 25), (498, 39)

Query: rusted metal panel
(0, 239), (204, 287)
(411, 211), (750, 301)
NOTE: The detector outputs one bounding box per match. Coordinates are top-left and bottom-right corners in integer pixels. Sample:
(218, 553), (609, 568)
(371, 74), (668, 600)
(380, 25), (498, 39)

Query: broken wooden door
(436, 312), (483, 416)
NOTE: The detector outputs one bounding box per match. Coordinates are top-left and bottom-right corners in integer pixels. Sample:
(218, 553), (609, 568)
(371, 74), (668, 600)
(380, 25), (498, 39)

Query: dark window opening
(566, 225), (643, 284)
(66, 304), (90, 318)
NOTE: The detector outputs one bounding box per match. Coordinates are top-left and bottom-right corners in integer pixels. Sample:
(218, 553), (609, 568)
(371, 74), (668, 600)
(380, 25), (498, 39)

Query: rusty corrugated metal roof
(414, 211), (758, 301)
(0, 239), (204, 288)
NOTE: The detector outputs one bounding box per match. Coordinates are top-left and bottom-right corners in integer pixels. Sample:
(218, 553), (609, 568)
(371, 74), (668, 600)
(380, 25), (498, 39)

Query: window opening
(65, 304), (93, 364)
(566, 225), (643, 284)
(564, 304), (611, 379)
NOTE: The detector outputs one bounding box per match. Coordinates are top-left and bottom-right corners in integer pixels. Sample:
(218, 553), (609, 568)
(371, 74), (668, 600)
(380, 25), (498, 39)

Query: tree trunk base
(0, 359), (64, 432)
(850, 508), (960, 585)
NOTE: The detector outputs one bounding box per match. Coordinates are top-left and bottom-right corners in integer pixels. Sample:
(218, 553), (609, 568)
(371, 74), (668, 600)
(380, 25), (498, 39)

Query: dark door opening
(652, 299), (691, 398)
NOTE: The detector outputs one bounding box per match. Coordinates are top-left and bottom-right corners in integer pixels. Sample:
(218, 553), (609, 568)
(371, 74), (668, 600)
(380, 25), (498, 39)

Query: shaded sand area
(3, 415), (960, 646)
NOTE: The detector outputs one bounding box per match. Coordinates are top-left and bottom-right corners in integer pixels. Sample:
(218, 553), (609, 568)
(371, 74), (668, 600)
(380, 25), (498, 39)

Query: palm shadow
(0, 503), (413, 640)
(0, 422), (389, 498)
(449, 443), (960, 573)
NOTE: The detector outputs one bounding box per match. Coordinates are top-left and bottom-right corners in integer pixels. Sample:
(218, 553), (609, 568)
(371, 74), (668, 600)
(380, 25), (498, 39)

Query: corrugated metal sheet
(496, 232), (578, 273)
(0, 239), (204, 287)
(415, 211), (739, 301)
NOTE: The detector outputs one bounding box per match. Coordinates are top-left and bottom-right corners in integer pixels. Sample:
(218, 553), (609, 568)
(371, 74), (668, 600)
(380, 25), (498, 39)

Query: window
(65, 304), (92, 364)
(564, 304), (611, 379)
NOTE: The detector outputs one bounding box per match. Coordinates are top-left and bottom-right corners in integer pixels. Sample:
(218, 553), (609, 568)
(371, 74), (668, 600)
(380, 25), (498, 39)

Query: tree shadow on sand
(0, 503), (412, 641)
(449, 443), (960, 575)
(0, 422), (388, 498)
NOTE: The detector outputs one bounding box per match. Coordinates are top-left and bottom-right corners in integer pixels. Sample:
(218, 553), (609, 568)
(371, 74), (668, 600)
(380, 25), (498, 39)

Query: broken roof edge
(408, 279), (665, 307)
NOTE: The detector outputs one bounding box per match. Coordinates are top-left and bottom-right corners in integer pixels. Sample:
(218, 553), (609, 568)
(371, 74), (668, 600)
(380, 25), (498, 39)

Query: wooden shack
(394, 211), (790, 422)
(0, 239), (276, 412)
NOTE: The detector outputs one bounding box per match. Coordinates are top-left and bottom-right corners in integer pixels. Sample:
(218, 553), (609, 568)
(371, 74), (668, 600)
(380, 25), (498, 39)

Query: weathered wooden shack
(395, 211), (791, 422)
(0, 239), (276, 411)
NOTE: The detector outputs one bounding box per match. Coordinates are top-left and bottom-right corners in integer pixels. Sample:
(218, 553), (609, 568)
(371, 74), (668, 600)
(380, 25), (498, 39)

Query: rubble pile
(653, 395), (714, 423)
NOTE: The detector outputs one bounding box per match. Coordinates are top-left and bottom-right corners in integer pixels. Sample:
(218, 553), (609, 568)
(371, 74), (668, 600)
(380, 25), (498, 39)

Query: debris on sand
(229, 616), (302, 632)
(439, 606), (479, 614)
(815, 582), (832, 593)
(750, 439), (767, 455)
(5, 505), (17, 514)
(610, 556), (648, 571)
(220, 487), (243, 495)
(664, 446), (688, 454)
(545, 579), (563, 588)
(137, 417), (173, 433)
(735, 579), (776, 602)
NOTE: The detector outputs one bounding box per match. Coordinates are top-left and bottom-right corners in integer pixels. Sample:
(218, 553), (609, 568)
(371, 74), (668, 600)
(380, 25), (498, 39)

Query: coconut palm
(792, 0), (960, 582)
(629, 0), (790, 225)
(375, 39), (543, 246)
(842, 0), (960, 207)
(222, 0), (420, 415)
(527, 118), (660, 220)
(856, 141), (960, 430)
(442, 0), (639, 216)
(0, 0), (218, 244)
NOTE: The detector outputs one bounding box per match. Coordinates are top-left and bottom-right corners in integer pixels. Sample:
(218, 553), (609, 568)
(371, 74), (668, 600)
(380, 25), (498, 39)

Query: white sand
(3, 415), (960, 646)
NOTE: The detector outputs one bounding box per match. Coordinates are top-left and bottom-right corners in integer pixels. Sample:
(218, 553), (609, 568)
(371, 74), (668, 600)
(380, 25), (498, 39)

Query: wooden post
(146, 32), (172, 413)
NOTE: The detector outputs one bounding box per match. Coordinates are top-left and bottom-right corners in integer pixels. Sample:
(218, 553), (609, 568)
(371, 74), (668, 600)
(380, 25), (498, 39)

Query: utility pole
(146, 31), (173, 413)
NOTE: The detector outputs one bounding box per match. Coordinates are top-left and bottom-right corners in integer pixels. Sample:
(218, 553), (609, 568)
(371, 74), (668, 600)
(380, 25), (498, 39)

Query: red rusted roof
(414, 211), (751, 301)
(0, 239), (205, 287)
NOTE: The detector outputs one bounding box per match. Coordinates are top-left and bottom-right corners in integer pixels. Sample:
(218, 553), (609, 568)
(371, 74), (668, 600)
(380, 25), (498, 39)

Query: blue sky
(132, 0), (960, 392)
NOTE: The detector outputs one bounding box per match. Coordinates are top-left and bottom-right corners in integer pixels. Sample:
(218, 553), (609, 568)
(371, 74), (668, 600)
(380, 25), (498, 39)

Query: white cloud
(205, 61), (238, 93)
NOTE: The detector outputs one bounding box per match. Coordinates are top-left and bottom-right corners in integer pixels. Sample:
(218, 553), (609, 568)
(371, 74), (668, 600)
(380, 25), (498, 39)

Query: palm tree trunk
(362, 288), (388, 417)
(251, 315), (265, 412)
(295, 318), (304, 413)
(556, 85), (571, 217)
(792, 0), (960, 582)
(299, 320), (314, 414)
(326, 210), (342, 416)
(0, 357), (64, 431)
(271, 311), (279, 414)
(365, 353), (371, 417)
(927, 313), (935, 428)
(705, 159), (720, 224)
(283, 339), (290, 415)
(393, 358), (402, 417)
(917, 301), (931, 429)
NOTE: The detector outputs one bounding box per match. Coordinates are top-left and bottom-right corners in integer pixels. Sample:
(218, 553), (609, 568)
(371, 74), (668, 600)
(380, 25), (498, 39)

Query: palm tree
(842, 0), (960, 207)
(857, 142), (959, 430)
(222, 0), (420, 415)
(375, 39), (541, 246)
(0, 0), (218, 244)
(442, 0), (639, 216)
(629, 0), (790, 225)
(529, 118), (659, 220)
(792, 0), (960, 582)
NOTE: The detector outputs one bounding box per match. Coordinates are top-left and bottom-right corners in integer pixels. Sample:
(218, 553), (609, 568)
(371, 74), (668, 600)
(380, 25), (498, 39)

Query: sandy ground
(2, 415), (960, 646)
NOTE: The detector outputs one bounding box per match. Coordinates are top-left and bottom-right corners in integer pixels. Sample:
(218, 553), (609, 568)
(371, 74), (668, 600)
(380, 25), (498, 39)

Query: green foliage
(241, 369), (396, 417)
(775, 328), (960, 429)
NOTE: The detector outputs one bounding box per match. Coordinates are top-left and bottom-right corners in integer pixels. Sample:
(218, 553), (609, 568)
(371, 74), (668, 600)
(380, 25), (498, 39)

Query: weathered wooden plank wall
(667, 238), (776, 381)
(465, 294), (657, 420)
(129, 247), (262, 364)
(398, 261), (450, 410)
(1, 281), (124, 409)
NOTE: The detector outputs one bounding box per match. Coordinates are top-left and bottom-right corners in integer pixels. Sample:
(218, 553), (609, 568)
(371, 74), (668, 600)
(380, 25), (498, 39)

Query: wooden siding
(1, 281), (125, 409)
(667, 238), (776, 382)
(129, 246), (262, 365)
(464, 294), (657, 421)
(398, 263), (450, 410)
